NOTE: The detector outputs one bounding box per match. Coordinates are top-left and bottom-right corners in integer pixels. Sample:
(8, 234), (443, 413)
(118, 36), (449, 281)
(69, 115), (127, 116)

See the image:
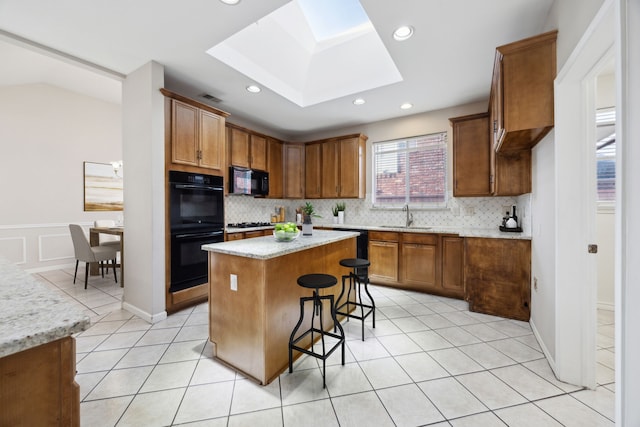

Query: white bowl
(273, 229), (300, 242)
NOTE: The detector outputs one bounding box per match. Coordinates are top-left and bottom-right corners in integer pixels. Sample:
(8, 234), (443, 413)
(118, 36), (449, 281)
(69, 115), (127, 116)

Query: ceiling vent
(200, 93), (222, 103)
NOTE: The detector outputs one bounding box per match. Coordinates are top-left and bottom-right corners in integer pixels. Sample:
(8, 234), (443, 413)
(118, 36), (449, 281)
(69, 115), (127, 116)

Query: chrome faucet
(403, 204), (414, 227)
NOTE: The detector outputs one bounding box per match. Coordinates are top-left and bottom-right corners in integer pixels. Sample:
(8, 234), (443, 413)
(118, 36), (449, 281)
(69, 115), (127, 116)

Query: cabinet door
(199, 110), (225, 172)
(450, 113), (491, 197)
(226, 233), (244, 241)
(321, 140), (339, 198)
(493, 150), (531, 196)
(441, 236), (464, 297)
(338, 136), (364, 198)
(244, 230), (264, 239)
(267, 139), (283, 199)
(229, 128), (250, 168)
(465, 238), (531, 321)
(284, 144), (305, 198)
(401, 242), (437, 290)
(305, 143), (322, 198)
(368, 239), (399, 283)
(171, 100), (199, 166)
(250, 134), (268, 171)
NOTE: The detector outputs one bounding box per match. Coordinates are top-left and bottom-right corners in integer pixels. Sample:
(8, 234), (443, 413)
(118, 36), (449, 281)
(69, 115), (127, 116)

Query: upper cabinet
(304, 134), (367, 199)
(490, 30), (558, 152)
(450, 112), (530, 196)
(283, 144), (305, 199)
(305, 142), (322, 198)
(228, 124), (268, 171)
(450, 113), (491, 197)
(161, 89), (229, 175)
(267, 138), (284, 199)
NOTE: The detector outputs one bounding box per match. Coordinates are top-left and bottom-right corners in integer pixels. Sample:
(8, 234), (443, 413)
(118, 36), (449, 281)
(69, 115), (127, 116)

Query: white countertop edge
(0, 259), (91, 358)
(225, 223), (531, 240)
(203, 230), (360, 259)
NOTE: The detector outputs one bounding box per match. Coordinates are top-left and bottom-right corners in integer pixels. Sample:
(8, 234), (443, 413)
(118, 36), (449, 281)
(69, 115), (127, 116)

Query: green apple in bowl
(273, 222), (300, 241)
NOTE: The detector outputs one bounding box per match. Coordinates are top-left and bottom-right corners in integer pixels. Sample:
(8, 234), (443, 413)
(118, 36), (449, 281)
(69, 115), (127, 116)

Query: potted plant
(336, 202), (346, 224)
(332, 205), (339, 224)
(301, 202), (319, 235)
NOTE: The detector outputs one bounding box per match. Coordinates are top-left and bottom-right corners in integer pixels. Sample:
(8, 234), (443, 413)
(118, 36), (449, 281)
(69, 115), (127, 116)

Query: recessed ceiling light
(393, 25), (414, 41)
(400, 102), (413, 110)
(219, 0), (240, 5)
(246, 85), (261, 93)
(353, 98), (365, 105)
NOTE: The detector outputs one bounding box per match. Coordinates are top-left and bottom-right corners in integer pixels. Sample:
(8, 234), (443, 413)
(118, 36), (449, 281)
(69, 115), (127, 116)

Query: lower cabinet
(1, 337), (79, 426)
(368, 232), (399, 282)
(401, 233), (438, 291)
(368, 231), (464, 299)
(226, 229), (272, 241)
(465, 237), (531, 321)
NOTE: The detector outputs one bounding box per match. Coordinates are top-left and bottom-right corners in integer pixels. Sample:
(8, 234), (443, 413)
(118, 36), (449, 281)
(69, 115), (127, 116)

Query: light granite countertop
(203, 229), (359, 259)
(226, 223), (530, 240)
(0, 258), (90, 358)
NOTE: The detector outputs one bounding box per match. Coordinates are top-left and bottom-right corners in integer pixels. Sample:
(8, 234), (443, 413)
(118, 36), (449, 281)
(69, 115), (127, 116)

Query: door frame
(554, 0), (615, 388)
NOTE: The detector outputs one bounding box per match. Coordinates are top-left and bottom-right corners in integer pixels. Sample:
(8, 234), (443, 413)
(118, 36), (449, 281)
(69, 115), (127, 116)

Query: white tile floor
(35, 268), (616, 426)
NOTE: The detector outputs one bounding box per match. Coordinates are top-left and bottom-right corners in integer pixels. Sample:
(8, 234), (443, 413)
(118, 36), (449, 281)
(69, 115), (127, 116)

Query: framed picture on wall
(83, 161), (123, 211)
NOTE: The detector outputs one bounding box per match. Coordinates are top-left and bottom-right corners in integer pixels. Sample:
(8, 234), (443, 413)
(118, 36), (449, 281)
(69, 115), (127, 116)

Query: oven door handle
(174, 231), (224, 239)
(174, 184), (224, 191)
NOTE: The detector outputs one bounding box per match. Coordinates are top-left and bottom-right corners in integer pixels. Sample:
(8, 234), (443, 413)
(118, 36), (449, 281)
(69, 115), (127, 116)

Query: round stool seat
(297, 273), (337, 289)
(339, 258), (371, 269)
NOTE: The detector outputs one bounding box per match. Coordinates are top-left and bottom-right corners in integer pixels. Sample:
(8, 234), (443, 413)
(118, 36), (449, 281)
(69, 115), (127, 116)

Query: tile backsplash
(226, 192), (532, 234)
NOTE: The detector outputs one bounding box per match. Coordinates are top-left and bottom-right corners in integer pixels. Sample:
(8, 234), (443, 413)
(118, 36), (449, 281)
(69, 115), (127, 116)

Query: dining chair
(69, 224), (118, 289)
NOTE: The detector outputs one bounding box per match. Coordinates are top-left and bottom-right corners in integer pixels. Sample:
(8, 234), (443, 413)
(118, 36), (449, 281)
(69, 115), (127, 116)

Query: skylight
(206, 0), (402, 107)
(298, 0), (370, 41)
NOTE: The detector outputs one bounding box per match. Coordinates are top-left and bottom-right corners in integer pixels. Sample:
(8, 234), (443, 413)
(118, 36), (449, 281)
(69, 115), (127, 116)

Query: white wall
(597, 209), (615, 309)
(121, 61), (167, 323)
(0, 83), (121, 269)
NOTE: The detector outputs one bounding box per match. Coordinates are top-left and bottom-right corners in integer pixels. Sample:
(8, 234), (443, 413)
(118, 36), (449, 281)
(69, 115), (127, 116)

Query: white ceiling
(0, 0), (554, 140)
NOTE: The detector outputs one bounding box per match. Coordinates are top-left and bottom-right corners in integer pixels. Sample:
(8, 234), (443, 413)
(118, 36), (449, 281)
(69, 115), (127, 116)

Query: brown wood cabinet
(162, 90), (228, 175)
(401, 233), (438, 291)
(1, 337), (79, 426)
(228, 125), (268, 171)
(368, 231), (465, 299)
(267, 138), (283, 198)
(368, 231), (399, 283)
(465, 237), (531, 321)
(161, 88), (229, 313)
(284, 143), (305, 198)
(450, 111), (531, 196)
(450, 112), (491, 197)
(441, 235), (464, 296)
(303, 134), (367, 199)
(305, 142), (322, 198)
(491, 30), (557, 153)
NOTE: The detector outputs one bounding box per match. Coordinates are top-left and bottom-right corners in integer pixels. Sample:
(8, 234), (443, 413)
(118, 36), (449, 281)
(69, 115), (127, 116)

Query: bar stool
(289, 273), (345, 388)
(335, 258), (376, 341)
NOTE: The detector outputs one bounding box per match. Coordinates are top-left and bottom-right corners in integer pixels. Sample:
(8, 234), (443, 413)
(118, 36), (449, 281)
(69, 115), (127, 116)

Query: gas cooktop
(227, 222), (272, 228)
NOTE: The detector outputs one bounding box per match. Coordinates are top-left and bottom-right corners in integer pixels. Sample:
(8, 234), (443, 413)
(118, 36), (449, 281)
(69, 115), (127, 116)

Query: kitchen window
(372, 132), (447, 207)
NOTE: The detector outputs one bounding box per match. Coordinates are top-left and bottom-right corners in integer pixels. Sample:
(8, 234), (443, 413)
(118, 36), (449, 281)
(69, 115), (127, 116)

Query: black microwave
(229, 166), (269, 196)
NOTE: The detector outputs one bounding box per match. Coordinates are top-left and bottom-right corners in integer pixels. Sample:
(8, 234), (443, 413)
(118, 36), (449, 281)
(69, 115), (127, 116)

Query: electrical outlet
(461, 206), (475, 216)
(502, 205), (512, 215)
(230, 274), (238, 291)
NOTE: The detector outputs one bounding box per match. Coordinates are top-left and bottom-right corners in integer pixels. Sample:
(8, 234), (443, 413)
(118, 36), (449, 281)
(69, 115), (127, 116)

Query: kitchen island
(202, 230), (358, 384)
(0, 258), (90, 426)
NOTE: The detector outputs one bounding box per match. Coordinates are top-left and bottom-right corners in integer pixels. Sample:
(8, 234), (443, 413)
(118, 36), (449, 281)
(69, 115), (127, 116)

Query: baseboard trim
(530, 318), (557, 375)
(122, 301), (167, 324)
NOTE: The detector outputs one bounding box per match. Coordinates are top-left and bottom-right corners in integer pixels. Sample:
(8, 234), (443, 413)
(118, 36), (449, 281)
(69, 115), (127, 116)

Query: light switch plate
(230, 274), (238, 291)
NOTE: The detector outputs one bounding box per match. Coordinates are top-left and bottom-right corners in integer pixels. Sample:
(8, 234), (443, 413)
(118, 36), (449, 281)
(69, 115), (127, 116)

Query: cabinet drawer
(402, 233), (438, 245)
(369, 231), (399, 241)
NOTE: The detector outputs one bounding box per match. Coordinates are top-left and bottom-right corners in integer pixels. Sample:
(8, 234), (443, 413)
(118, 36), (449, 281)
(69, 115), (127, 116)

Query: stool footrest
(290, 328), (344, 361)
(336, 301), (375, 322)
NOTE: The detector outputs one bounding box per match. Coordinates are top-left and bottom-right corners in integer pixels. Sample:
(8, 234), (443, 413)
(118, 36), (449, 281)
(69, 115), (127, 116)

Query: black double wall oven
(169, 171), (224, 293)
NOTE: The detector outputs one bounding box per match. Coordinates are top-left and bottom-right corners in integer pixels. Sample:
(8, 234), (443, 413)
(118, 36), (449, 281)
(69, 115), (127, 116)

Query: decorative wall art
(83, 161), (123, 211)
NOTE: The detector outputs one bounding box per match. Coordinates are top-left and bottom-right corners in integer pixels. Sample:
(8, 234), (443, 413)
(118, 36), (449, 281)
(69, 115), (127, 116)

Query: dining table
(89, 226), (124, 287)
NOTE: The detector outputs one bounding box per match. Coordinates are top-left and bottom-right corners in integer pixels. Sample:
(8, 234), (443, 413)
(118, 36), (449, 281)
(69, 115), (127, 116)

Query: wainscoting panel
(0, 237), (27, 264)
